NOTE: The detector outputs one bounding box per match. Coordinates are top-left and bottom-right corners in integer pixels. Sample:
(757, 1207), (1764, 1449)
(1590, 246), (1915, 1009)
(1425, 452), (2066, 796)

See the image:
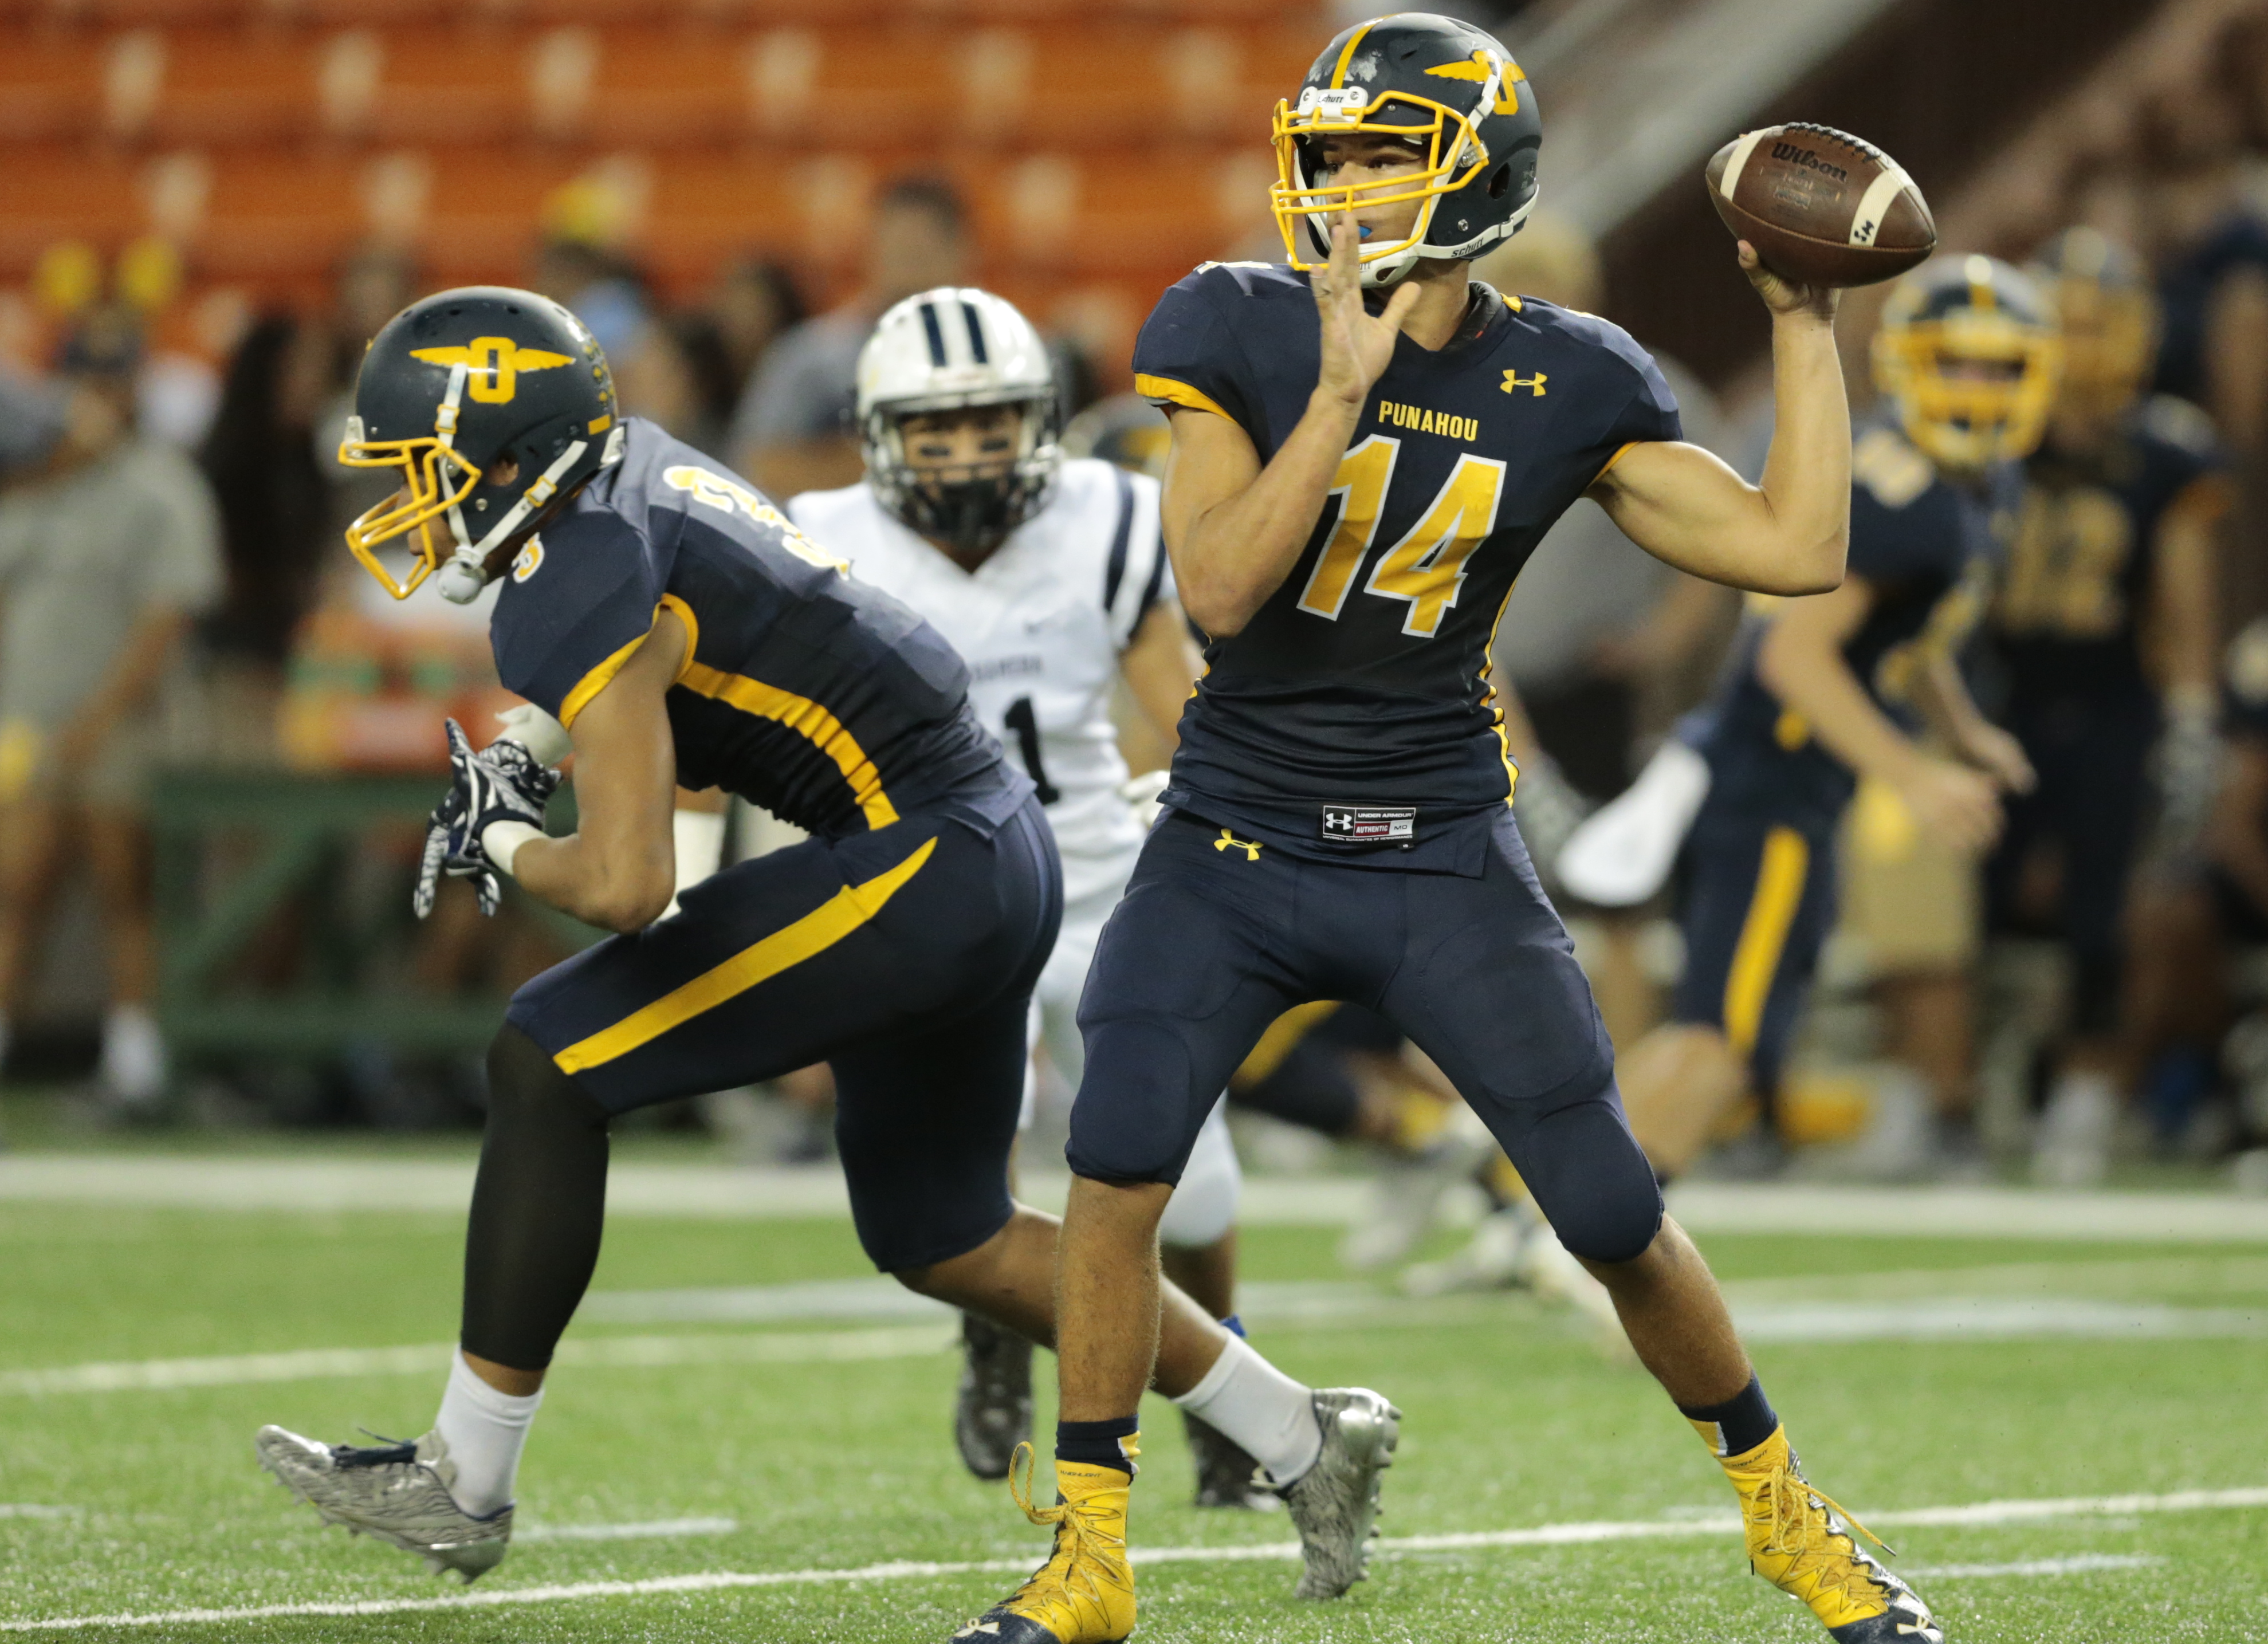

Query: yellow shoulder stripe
(559, 622), (654, 730)
(677, 661), (898, 830)
(558, 595), (700, 729)
(553, 834), (938, 1075)
(1590, 440), (1643, 487)
(1135, 373), (1233, 423)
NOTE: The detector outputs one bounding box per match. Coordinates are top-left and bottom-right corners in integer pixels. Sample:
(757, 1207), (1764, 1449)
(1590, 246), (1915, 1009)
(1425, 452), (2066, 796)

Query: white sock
(100, 1004), (166, 1104)
(433, 1349), (544, 1517)
(1172, 1332), (1322, 1485)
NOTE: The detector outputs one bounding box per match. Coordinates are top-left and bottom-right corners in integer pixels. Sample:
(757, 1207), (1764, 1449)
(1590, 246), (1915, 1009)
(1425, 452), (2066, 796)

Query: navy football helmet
(341, 286), (622, 603)
(1272, 13), (1543, 288)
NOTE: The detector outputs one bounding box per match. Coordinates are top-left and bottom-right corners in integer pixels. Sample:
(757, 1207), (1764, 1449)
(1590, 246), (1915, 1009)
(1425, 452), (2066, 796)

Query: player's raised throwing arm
(1590, 246), (1849, 597)
(1162, 222), (1420, 637)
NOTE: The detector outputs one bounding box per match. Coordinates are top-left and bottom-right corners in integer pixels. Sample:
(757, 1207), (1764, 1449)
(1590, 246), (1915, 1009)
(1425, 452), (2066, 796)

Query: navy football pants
(509, 795), (1062, 1272)
(1070, 808), (1663, 1265)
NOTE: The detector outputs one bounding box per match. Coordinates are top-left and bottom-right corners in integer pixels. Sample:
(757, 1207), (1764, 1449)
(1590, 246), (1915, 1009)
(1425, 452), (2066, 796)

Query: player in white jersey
(788, 287), (1266, 1508)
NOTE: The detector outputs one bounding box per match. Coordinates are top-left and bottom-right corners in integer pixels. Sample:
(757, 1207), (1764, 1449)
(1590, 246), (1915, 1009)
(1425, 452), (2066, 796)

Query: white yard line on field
(0, 1508), (73, 1520)
(0, 1485), (2257, 1631)
(0, 1326), (953, 1396)
(516, 1518), (738, 1543)
(11, 1153), (2268, 1240)
(1908, 1554), (2163, 1578)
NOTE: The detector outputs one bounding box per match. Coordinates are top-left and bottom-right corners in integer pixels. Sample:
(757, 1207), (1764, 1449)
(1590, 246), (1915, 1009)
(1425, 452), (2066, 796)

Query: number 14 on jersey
(1294, 435), (1507, 639)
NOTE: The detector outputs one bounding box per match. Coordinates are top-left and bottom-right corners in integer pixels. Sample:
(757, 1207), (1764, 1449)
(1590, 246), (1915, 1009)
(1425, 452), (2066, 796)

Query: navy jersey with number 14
(1134, 260), (1681, 874)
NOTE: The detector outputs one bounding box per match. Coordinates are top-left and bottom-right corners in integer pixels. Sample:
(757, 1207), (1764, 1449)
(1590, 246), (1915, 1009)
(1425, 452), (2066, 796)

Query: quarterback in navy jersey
(1985, 230), (2228, 1186)
(1616, 257), (2055, 1190)
(956, 15), (1939, 1644)
(246, 288), (1328, 1587)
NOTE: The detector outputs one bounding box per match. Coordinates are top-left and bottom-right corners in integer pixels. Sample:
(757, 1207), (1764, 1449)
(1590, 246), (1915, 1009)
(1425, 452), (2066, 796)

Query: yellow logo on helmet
(409, 337), (575, 404)
(1424, 49), (1526, 116)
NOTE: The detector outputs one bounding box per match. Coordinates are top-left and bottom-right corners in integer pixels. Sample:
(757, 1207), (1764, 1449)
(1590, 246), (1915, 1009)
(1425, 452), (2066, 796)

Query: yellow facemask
(1873, 270), (2063, 470)
(338, 362), (481, 600)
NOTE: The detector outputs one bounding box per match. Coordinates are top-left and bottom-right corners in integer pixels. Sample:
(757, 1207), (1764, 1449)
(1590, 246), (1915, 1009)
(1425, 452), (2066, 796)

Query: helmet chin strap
(434, 437), (591, 604)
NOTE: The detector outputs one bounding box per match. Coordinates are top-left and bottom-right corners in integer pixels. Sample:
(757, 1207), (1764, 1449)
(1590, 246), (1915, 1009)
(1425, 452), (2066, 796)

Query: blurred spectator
(1479, 214), (1736, 801)
(615, 313), (738, 461)
(0, 308), (223, 1112)
(198, 315), (333, 761)
(530, 237), (650, 359)
(0, 369), (67, 477)
(707, 259), (805, 395)
(327, 247), (420, 388)
(730, 176), (973, 498)
(2137, 83), (2268, 491)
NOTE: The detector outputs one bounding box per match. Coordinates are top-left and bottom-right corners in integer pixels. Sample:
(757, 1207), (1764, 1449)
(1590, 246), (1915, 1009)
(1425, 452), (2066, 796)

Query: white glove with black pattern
(414, 718), (563, 919)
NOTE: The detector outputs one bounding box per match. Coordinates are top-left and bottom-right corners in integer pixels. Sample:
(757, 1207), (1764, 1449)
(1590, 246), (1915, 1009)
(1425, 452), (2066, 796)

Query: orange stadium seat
(0, 30), (106, 144)
(368, 26), (541, 147)
(195, 151), (367, 279)
(144, 29), (327, 145)
(418, 148), (589, 284)
(581, 25), (750, 148)
(0, 151), (147, 279)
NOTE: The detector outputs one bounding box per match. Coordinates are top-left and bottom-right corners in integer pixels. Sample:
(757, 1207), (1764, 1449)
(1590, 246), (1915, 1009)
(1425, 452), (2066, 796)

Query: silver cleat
(1279, 1387), (1400, 1599)
(254, 1425), (510, 1582)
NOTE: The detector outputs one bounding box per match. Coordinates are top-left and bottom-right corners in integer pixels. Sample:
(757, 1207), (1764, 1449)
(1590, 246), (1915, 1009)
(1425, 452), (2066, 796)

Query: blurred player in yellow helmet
(1988, 229), (2229, 1184)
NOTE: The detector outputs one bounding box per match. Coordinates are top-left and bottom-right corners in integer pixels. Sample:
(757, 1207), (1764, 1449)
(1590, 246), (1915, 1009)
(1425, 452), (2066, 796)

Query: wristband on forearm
(481, 819), (545, 877)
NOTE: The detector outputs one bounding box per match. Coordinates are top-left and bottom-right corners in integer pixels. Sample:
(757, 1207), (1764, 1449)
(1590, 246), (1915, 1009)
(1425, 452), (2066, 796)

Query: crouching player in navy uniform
(1618, 257), (2057, 1193)
(249, 288), (1350, 1583)
(1988, 230), (2227, 1186)
(955, 15), (1941, 1644)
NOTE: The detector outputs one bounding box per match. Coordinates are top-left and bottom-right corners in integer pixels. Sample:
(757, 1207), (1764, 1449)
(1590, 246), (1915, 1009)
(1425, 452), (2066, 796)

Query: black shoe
(954, 1312), (1032, 1481)
(1183, 1410), (1276, 1511)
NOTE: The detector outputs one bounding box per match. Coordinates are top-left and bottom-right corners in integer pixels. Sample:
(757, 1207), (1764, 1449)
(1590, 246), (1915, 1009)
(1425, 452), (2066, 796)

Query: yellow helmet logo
(1424, 49), (1525, 115)
(408, 337), (574, 404)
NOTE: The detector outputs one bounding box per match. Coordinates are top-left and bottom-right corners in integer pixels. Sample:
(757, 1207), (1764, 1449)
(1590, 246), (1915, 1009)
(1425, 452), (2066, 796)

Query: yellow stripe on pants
(553, 835), (938, 1076)
(1721, 825), (1809, 1057)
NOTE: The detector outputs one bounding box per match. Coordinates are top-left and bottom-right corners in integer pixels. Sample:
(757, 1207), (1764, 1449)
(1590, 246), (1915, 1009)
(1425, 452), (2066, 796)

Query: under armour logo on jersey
(1500, 371), (1548, 396)
(409, 337), (574, 404)
(1214, 829), (1263, 862)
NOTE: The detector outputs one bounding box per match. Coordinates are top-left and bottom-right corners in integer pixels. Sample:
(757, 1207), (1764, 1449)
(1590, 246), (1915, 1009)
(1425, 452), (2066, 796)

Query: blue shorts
(509, 795), (1062, 1272)
(1070, 807), (1661, 1265)
(1669, 800), (1839, 1098)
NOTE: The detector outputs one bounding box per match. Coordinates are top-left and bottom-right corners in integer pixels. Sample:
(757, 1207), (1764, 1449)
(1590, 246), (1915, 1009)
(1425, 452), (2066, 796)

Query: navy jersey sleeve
(1594, 327), (1684, 457)
(490, 506), (664, 727)
(1133, 269), (1262, 443)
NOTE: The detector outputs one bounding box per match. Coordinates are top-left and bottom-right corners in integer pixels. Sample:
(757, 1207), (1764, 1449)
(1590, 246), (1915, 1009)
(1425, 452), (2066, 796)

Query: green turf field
(4, 1173), (2268, 1642)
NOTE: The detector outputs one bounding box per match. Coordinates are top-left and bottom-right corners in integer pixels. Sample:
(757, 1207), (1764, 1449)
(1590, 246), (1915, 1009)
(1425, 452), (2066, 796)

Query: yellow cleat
(1716, 1426), (1943, 1643)
(950, 1444), (1137, 1644)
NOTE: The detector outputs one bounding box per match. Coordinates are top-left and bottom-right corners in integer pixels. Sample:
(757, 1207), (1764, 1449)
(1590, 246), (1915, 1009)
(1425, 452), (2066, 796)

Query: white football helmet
(856, 286), (1060, 552)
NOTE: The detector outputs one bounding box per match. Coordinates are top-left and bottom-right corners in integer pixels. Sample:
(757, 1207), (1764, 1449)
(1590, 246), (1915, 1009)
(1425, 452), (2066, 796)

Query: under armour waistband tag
(1319, 804), (1417, 845)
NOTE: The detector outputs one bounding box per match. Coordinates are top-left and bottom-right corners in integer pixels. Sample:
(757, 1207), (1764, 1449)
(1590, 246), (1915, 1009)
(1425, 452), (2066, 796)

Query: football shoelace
(332, 1432), (419, 1469)
(1004, 1444), (1131, 1615)
(1754, 1462), (1899, 1608)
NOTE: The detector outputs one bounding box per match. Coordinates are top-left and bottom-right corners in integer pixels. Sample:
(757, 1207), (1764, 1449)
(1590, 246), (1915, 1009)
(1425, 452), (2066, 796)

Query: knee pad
(1158, 1105), (1240, 1248)
(1516, 1094), (1662, 1265)
(1064, 1020), (1201, 1185)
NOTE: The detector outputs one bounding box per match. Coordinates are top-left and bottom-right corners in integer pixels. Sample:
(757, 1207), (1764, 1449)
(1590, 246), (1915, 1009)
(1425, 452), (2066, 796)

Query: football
(1704, 123), (1936, 288)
